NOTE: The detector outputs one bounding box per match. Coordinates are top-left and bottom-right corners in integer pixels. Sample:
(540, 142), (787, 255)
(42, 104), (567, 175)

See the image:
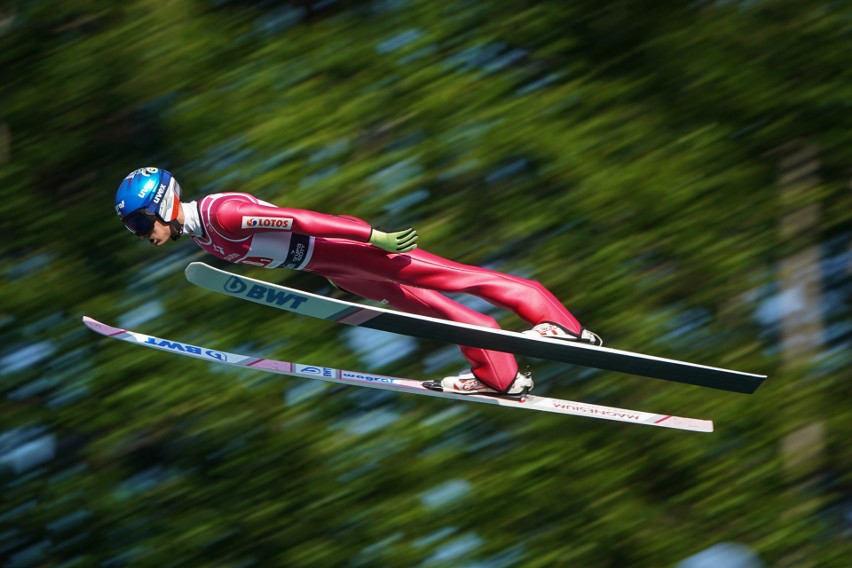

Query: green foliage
(2, 0), (850, 566)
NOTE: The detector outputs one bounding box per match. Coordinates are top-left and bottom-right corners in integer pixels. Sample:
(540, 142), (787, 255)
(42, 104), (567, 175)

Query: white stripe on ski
(82, 316), (713, 432)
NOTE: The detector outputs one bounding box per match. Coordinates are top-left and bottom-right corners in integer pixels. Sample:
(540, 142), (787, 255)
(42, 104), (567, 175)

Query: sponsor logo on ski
(206, 350), (227, 362)
(551, 401), (640, 421)
(145, 337), (228, 362)
(241, 216), (293, 230)
(223, 276), (309, 310)
(342, 370), (395, 384)
(296, 365), (335, 378)
(225, 276), (248, 293)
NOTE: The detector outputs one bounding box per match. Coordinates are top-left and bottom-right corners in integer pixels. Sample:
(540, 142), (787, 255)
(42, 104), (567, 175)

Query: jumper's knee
(469, 311), (500, 330)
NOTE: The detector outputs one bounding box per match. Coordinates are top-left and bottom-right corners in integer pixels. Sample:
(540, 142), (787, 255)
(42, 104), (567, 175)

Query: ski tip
(185, 261), (217, 283)
(81, 316), (124, 337)
(81, 315), (100, 330)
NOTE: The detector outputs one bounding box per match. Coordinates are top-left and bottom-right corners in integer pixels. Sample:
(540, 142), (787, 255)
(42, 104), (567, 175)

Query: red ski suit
(191, 193), (583, 391)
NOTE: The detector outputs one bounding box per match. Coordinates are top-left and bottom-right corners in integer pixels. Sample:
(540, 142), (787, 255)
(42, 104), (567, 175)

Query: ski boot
(423, 369), (533, 401)
(524, 322), (603, 346)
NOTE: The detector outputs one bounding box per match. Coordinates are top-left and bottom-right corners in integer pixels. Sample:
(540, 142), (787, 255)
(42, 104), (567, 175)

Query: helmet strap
(168, 219), (184, 241)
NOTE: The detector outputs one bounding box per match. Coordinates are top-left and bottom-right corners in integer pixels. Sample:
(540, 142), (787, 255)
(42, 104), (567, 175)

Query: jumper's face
(144, 219), (172, 246)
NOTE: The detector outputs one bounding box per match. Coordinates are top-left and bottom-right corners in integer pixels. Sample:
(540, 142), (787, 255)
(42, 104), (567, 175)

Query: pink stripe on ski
(337, 309), (379, 326)
(249, 359), (292, 373)
(655, 415), (672, 424)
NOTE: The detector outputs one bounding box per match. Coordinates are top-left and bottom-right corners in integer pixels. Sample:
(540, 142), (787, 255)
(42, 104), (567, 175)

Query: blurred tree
(1, 0), (850, 566)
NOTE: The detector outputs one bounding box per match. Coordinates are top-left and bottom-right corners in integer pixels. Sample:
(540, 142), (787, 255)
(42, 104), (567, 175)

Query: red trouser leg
(309, 241), (583, 334)
(393, 249), (583, 334)
(326, 276), (519, 391)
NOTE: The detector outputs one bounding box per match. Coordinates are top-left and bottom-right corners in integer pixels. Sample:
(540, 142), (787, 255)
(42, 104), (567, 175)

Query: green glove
(369, 226), (419, 253)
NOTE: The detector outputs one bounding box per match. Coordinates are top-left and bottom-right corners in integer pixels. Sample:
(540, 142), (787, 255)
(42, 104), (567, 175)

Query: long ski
(82, 316), (713, 432)
(184, 262), (766, 394)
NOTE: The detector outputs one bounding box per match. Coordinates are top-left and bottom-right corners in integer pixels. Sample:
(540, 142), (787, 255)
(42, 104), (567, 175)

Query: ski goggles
(122, 208), (159, 237)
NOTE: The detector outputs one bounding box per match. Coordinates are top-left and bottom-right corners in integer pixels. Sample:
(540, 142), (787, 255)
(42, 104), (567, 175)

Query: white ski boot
(438, 372), (497, 394)
(506, 370), (534, 398)
(524, 322), (603, 346)
(424, 370), (534, 399)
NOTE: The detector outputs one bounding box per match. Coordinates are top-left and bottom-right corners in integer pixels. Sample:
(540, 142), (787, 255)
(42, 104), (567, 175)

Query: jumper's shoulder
(198, 193), (260, 236)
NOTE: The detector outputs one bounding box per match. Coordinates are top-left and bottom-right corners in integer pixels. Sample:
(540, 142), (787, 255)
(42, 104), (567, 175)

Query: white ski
(82, 316), (713, 432)
(184, 262), (767, 394)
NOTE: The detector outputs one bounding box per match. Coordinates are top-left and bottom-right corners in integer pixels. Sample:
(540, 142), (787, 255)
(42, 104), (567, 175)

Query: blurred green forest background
(2, 0), (851, 566)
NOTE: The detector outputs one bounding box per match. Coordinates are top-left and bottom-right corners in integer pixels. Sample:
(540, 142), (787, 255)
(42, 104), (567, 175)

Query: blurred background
(2, 1), (850, 566)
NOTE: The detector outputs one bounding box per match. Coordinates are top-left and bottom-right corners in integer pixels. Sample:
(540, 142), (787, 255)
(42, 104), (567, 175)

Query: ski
(185, 262), (766, 394)
(82, 316), (713, 432)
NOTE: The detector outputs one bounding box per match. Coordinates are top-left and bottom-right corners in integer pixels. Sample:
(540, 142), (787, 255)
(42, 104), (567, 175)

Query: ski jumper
(190, 192), (583, 391)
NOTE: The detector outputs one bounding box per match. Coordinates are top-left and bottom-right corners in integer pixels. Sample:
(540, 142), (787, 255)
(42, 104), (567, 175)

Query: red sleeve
(215, 199), (373, 241)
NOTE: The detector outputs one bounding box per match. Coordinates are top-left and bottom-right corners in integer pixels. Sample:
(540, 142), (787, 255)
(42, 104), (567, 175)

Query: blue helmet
(115, 167), (183, 239)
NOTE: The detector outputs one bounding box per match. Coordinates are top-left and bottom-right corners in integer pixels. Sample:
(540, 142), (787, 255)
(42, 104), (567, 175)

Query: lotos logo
(145, 337), (228, 362)
(224, 276), (248, 293)
(342, 371), (395, 384)
(241, 216), (293, 230)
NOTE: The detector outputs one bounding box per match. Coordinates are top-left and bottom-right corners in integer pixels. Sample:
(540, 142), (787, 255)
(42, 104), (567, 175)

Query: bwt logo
(224, 276), (309, 310)
(297, 365), (335, 377)
(225, 276), (248, 293)
(145, 338), (228, 362)
(206, 350), (227, 362)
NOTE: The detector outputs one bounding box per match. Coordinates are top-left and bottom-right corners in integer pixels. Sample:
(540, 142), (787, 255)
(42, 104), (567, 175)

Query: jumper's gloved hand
(369, 226), (419, 253)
